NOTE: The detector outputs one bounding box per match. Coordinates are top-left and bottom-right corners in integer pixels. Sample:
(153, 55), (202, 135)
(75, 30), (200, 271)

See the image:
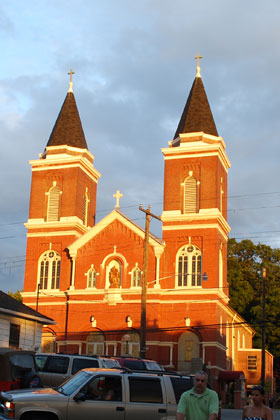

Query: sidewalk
(221, 408), (280, 419)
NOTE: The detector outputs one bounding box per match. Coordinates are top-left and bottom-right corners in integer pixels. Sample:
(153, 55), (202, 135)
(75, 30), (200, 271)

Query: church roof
(173, 75), (218, 139)
(46, 91), (88, 149)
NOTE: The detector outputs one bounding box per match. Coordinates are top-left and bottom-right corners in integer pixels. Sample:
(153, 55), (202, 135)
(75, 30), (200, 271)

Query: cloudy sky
(1, 0), (280, 293)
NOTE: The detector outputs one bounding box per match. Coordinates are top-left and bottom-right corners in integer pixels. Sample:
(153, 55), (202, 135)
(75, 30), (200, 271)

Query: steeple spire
(173, 57), (218, 140)
(46, 71), (88, 150)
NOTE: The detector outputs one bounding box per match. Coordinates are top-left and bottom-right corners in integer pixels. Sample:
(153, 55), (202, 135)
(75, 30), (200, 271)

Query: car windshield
(57, 371), (91, 396)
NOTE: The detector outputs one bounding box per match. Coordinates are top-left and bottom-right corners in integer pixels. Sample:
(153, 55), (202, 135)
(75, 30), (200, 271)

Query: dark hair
(252, 385), (265, 395)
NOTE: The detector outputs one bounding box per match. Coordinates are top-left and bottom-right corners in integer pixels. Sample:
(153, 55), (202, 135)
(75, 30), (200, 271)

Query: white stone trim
(161, 133), (230, 172)
(26, 231), (82, 238)
(30, 160), (101, 183)
(162, 223), (229, 242)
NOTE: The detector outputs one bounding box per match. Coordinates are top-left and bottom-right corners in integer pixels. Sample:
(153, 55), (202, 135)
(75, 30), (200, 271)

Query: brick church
(22, 61), (273, 395)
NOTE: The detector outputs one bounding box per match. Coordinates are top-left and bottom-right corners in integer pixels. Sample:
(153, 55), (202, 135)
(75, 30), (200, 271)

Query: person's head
(193, 370), (208, 394)
(251, 385), (265, 405)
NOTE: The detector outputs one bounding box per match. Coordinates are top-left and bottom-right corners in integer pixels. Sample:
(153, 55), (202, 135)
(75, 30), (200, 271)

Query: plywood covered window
(47, 185), (61, 221)
(87, 332), (104, 355)
(183, 177), (197, 213)
(39, 250), (61, 290)
(177, 244), (202, 287)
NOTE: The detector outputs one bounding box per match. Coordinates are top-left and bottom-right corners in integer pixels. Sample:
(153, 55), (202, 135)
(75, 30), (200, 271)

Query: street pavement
(222, 408), (280, 419)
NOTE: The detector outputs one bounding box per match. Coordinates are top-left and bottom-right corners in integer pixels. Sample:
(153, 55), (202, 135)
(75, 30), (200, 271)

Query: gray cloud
(1, 0), (280, 291)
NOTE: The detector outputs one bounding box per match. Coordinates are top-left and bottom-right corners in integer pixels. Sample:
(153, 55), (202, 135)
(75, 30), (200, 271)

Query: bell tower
(23, 72), (100, 293)
(161, 58), (230, 293)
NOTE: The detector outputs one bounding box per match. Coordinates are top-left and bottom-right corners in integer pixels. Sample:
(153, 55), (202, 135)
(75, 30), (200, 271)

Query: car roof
(36, 353), (98, 359)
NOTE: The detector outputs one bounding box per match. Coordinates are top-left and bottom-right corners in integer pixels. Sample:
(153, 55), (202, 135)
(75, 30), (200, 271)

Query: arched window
(47, 185), (61, 221)
(87, 266), (97, 288)
(38, 250), (61, 290)
(83, 188), (90, 226)
(176, 244), (202, 287)
(183, 177), (197, 213)
(131, 266), (141, 287)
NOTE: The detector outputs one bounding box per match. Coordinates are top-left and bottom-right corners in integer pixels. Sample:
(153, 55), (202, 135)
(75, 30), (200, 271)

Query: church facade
(22, 64), (273, 395)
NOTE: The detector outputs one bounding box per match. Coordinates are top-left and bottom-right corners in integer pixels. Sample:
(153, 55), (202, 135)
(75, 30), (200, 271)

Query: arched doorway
(121, 332), (140, 356)
(177, 331), (201, 373)
(41, 331), (56, 353)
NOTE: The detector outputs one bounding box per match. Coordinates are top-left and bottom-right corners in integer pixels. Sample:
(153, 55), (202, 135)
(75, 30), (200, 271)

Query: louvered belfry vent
(47, 186), (61, 221)
(184, 177), (197, 213)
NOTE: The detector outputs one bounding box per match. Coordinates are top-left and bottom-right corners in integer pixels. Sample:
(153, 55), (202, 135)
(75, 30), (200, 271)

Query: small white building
(0, 291), (55, 351)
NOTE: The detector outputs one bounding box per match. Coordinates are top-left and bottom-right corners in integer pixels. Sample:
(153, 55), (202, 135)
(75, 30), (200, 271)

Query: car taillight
(4, 402), (15, 418)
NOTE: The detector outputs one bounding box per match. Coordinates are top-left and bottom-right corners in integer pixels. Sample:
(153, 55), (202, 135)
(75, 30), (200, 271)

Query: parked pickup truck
(0, 368), (198, 420)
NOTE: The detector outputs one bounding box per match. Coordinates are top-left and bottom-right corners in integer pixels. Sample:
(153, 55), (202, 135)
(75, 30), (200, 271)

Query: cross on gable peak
(113, 190), (123, 209)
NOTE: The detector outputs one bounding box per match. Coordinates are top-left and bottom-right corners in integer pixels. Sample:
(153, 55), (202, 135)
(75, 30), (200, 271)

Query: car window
(170, 377), (194, 403)
(123, 359), (145, 370)
(10, 354), (35, 369)
(145, 361), (161, 370)
(82, 375), (123, 401)
(72, 358), (99, 374)
(102, 359), (121, 368)
(128, 377), (163, 403)
(45, 356), (69, 374)
(35, 355), (48, 371)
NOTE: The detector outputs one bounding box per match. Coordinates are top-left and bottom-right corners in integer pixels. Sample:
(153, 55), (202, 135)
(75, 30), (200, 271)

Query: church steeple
(46, 70), (88, 149)
(173, 57), (218, 139)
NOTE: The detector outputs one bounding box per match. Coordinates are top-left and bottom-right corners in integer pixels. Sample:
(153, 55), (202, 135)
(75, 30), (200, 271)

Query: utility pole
(139, 205), (161, 358)
(64, 291), (69, 348)
(261, 267), (267, 388)
(36, 283), (41, 312)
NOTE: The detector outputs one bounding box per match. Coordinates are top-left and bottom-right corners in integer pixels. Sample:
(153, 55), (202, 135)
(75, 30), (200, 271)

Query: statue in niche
(109, 266), (120, 288)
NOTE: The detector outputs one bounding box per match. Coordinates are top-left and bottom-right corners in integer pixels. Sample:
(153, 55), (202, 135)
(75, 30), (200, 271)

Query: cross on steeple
(113, 190), (123, 209)
(195, 53), (202, 78)
(68, 68), (75, 92)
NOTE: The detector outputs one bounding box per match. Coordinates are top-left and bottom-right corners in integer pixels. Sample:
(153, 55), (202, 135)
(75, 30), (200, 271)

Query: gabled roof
(173, 76), (218, 140)
(0, 291), (55, 325)
(46, 91), (88, 149)
(68, 209), (164, 255)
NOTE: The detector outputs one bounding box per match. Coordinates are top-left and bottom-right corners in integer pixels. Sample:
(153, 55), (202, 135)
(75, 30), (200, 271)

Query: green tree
(7, 289), (23, 302)
(228, 238), (280, 374)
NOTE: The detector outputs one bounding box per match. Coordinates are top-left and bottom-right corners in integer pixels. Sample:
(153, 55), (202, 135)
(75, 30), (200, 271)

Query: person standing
(242, 385), (273, 420)
(176, 370), (219, 420)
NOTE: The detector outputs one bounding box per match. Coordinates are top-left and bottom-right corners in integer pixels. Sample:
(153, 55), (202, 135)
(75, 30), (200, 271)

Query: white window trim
(129, 263), (142, 288)
(85, 264), (99, 289)
(37, 249), (61, 291)
(175, 244), (202, 288)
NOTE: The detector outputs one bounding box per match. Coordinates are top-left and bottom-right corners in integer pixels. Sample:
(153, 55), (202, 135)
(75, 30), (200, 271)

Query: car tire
(23, 413), (55, 420)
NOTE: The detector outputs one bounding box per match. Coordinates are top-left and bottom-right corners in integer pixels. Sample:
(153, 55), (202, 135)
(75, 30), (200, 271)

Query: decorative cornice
(162, 133), (231, 172)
